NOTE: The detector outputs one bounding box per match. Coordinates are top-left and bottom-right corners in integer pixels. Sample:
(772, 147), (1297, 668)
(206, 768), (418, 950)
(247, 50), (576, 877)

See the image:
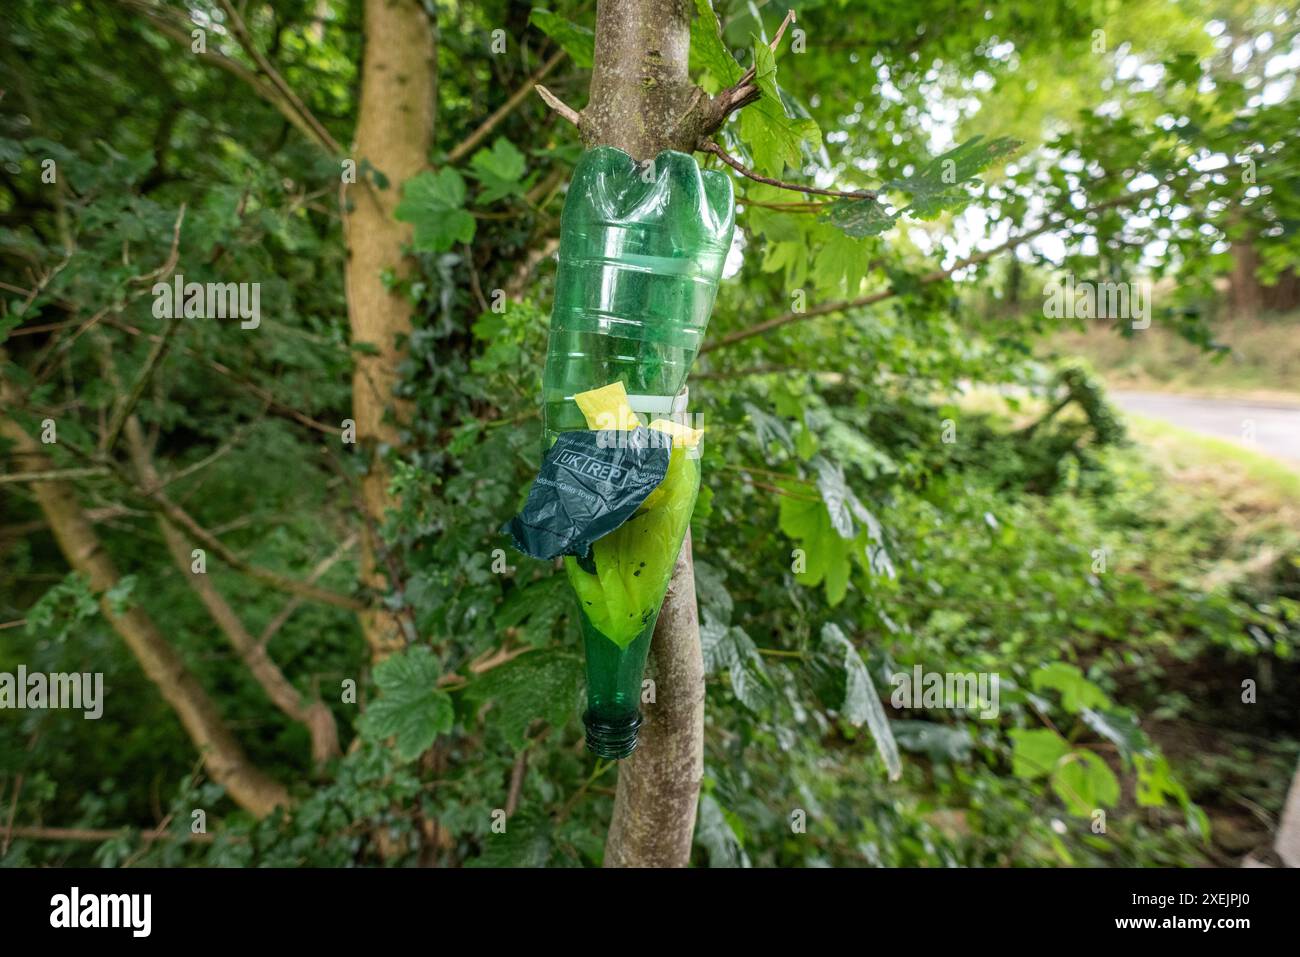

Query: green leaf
(494, 575), (571, 647)
(811, 230), (868, 297)
(394, 169), (476, 252)
(1134, 753), (1184, 808)
(104, 574), (137, 614)
(892, 720), (974, 763)
(468, 138), (528, 205)
(467, 811), (552, 867)
(732, 34), (821, 176)
(528, 9), (594, 68)
(886, 135), (1021, 219)
(689, 0), (743, 88)
(779, 492), (854, 605)
(358, 646), (454, 761)
(822, 197), (899, 237)
(1009, 727), (1070, 779)
(1081, 707), (1151, 762)
(738, 104), (821, 177)
(813, 457), (856, 538)
(702, 623), (776, 713)
(1051, 750), (1120, 816)
(822, 624), (902, 780)
(464, 649), (582, 749)
(695, 794), (750, 867)
(1030, 662), (1110, 713)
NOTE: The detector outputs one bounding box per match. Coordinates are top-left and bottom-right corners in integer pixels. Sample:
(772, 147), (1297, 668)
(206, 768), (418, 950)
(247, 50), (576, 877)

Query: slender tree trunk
(344, 0), (436, 659)
(584, 0), (706, 868)
(0, 390), (289, 818)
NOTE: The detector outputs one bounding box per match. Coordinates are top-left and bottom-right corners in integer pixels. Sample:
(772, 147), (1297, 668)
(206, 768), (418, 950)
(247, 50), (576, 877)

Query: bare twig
(128, 202), (186, 285)
(702, 140), (876, 200)
(258, 533), (358, 648)
(534, 84), (581, 127)
(101, 313), (183, 455)
(0, 466), (110, 485)
(215, 0), (343, 154)
(5, 825), (222, 844)
(450, 50), (567, 163)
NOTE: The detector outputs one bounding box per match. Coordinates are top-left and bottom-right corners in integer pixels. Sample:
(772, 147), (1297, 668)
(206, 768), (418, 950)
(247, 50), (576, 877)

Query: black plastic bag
(502, 427), (670, 563)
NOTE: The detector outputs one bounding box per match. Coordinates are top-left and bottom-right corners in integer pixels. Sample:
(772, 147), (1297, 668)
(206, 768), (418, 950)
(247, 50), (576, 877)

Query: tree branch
(122, 415), (341, 765)
(702, 187), (1162, 354)
(0, 374), (290, 818)
(534, 84), (581, 128)
(701, 140), (875, 200)
(214, 0), (344, 154)
(449, 49), (567, 163)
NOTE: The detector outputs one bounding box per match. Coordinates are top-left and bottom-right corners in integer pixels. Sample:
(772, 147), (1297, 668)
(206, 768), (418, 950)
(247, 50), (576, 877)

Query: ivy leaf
(1009, 727), (1070, 779)
(821, 624), (902, 780)
(886, 135), (1021, 219)
(822, 196), (898, 237)
(528, 9), (594, 68)
(468, 138), (528, 205)
(464, 649), (582, 749)
(394, 169), (476, 252)
(1051, 750), (1120, 816)
(1030, 662), (1110, 713)
(359, 646), (453, 761)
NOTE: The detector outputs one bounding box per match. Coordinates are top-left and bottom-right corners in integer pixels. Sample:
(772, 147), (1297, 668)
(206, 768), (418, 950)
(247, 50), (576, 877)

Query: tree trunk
(585, 0), (706, 869)
(344, 0), (436, 659)
(0, 390), (290, 818)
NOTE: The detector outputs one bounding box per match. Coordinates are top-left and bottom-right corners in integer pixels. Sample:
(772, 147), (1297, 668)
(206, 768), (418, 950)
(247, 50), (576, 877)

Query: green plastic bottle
(541, 147), (734, 758)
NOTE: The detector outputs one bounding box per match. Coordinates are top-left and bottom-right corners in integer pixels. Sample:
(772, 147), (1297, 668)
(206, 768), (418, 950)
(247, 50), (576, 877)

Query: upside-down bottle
(540, 147), (734, 758)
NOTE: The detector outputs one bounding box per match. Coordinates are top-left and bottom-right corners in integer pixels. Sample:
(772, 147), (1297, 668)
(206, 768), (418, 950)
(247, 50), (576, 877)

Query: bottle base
(583, 709), (642, 759)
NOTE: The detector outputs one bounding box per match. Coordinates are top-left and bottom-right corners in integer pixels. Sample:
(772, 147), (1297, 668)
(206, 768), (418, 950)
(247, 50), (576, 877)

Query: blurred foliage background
(1, 0), (1298, 867)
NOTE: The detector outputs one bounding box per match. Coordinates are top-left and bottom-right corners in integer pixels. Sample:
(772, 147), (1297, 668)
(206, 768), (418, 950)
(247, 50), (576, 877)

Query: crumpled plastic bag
(501, 427), (669, 562)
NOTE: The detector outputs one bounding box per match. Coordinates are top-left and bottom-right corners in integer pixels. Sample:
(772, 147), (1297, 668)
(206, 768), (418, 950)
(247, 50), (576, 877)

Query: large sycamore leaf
(822, 196), (899, 237)
(821, 624), (902, 780)
(736, 36), (822, 175)
(886, 135), (1022, 219)
(1052, 750), (1120, 816)
(689, 0), (743, 87)
(1009, 727), (1070, 779)
(468, 137), (528, 205)
(394, 168), (476, 252)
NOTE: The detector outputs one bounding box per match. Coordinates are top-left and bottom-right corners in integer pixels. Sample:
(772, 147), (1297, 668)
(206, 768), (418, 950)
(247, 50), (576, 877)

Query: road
(1109, 391), (1300, 465)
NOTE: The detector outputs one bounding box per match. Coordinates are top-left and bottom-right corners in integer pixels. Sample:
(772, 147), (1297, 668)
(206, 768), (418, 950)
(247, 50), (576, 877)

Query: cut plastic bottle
(540, 146), (734, 758)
